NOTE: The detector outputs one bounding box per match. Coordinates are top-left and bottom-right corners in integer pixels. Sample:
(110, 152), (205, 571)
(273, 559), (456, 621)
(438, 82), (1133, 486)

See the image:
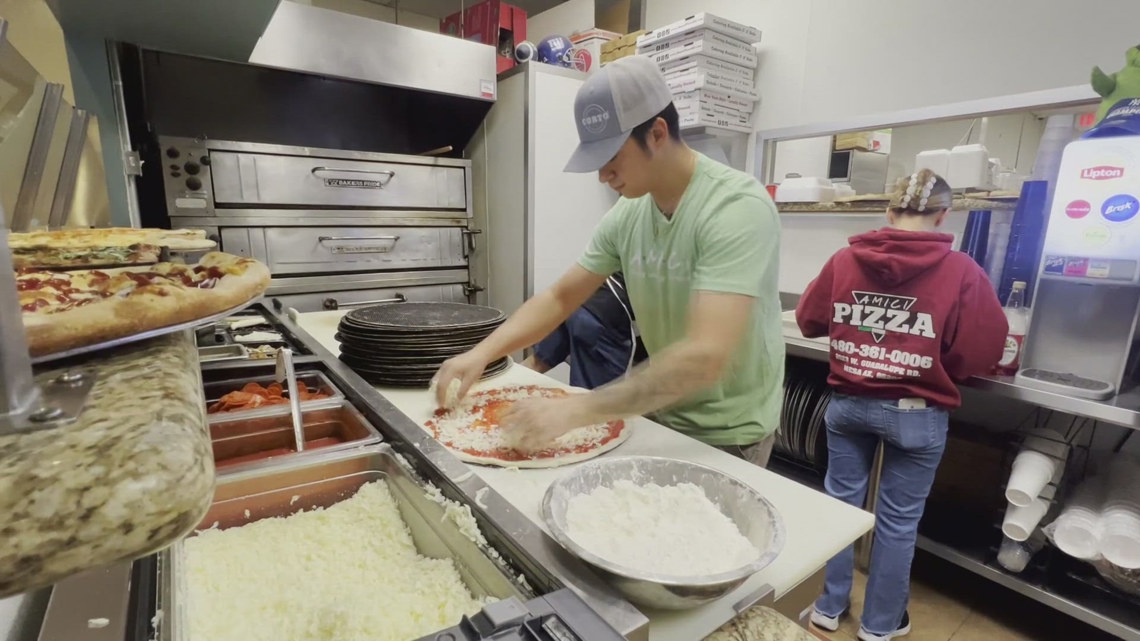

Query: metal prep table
(289, 308), (875, 641)
(32, 309), (650, 641)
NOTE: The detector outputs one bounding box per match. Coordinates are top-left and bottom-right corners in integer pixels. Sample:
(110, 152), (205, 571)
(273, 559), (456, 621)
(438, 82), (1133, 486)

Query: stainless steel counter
(34, 306), (649, 641)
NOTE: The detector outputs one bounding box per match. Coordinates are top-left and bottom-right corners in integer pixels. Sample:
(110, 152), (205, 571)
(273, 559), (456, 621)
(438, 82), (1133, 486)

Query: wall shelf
(915, 535), (1140, 641)
(777, 196), (1018, 214)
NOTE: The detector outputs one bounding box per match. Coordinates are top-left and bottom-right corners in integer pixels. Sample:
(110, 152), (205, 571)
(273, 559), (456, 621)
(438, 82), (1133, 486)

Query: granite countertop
(0, 330), (214, 597)
(778, 195), (1017, 213)
(704, 606), (817, 641)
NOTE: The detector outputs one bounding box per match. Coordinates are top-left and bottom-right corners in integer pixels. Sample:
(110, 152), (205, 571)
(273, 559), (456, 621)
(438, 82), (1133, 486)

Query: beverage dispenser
(1016, 133), (1140, 400)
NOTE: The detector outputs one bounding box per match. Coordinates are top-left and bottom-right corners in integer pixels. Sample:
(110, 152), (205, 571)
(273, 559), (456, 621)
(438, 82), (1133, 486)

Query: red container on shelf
(440, 0), (527, 75)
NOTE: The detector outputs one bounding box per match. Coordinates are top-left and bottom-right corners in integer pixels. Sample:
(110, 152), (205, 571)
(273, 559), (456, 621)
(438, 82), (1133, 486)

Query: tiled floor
(807, 553), (1122, 641)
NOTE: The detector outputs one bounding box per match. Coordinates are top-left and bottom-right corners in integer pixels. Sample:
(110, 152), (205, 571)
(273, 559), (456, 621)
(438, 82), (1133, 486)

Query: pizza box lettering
(677, 107), (754, 134)
(666, 71), (760, 103)
(672, 88), (755, 115)
(636, 12), (761, 49)
(637, 31), (758, 68)
(660, 54), (755, 83)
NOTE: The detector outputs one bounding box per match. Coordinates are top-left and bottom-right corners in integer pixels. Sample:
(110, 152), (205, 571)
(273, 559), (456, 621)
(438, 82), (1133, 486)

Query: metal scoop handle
(275, 348), (304, 452)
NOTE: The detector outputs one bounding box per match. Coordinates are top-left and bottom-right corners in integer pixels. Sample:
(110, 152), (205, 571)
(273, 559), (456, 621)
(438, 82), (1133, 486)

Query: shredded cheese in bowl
(564, 480), (761, 577)
(184, 481), (488, 641)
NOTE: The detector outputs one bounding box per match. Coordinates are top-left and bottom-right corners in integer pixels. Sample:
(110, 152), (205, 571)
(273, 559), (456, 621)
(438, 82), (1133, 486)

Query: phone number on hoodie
(831, 340), (934, 369)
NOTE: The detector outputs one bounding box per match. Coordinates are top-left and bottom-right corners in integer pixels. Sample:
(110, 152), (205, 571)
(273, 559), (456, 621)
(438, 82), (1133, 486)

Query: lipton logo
(581, 104), (610, 135)
(1082, 166), (1124, 180)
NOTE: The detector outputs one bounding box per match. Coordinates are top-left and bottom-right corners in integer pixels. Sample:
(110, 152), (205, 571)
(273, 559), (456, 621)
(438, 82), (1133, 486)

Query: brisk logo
(832, 291), (936, 343)
(1081, 166), (1124, 180)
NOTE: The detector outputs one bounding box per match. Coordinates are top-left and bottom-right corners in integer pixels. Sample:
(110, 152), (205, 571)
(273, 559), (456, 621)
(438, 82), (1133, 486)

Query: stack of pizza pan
(335, 302), (510, 387)
(774, 358), (832, 471)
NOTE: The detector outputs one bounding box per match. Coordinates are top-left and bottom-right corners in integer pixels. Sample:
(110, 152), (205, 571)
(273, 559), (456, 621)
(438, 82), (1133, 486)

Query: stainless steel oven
(157, 137), (481, 311)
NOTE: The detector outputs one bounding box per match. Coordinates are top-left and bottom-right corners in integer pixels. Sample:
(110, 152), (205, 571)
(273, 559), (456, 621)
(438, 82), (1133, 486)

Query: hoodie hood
(848, 228), (954, 287)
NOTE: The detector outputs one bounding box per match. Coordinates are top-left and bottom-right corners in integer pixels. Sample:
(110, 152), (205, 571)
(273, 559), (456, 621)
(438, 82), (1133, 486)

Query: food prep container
(203, 370), (343, 423)
(156, 445), (529, 641)
(542, 455), (785, 610)
(209, 400), (382, 474)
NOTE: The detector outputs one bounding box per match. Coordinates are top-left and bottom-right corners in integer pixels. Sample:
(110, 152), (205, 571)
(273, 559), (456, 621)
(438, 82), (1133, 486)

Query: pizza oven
(152, 137), (481, 312)
(113, 15), (497, 313)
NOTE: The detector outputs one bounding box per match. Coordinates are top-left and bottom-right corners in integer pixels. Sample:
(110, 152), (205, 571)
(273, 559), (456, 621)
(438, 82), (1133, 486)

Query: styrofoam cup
(1006, 451), (1057, 507)
(1003, 498), (1050, 541)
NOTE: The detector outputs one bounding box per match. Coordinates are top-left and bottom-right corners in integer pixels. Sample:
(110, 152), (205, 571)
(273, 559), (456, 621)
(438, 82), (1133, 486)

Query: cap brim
(563, 131), (632, 173)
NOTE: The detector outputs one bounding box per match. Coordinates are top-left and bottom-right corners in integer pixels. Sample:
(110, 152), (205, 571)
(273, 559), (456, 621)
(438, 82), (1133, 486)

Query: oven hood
(118, 3), (496, 159)
(251, 2), (498, 105)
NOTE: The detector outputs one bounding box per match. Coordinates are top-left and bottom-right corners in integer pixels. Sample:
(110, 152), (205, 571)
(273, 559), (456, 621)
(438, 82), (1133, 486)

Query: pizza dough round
(423, 385), (633, 469)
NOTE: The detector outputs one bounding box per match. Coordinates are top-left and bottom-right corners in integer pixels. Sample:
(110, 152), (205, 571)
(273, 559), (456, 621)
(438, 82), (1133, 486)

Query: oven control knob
(185, 176), (203, 191)
(165, 147), (180, 159)
(184, 161), (201, 175)
(200, 155), (211, 166)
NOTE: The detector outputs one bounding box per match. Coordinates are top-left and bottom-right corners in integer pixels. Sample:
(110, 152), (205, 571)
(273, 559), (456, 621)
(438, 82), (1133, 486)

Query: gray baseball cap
(564, 55), (674, 173)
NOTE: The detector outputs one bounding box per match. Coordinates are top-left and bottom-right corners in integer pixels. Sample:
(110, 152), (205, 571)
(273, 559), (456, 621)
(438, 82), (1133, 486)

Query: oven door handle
(322, 294), (407, 310)
(318, 235), (401, 243)
(311, 166), (396, 186)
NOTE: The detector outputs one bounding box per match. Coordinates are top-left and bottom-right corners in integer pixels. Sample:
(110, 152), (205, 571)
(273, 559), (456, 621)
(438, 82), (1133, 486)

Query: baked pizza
(9, 227), (215, 270)
(424, 385), (630, 468)
(18, 252), (271, 357)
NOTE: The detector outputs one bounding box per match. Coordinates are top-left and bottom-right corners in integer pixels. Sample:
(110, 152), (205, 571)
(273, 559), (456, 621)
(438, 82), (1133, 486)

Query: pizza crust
(452, 421), (632, 468)
(8, 227), (215, 251)
(21, 252), (270, 357)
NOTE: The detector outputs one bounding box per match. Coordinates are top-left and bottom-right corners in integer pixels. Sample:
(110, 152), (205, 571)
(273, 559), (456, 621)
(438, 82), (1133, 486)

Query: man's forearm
(571, 341), (722, 424)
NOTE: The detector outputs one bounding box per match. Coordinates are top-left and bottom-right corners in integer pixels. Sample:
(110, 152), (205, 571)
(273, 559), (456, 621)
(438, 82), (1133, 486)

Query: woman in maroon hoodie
(796, 169), (1008, 641)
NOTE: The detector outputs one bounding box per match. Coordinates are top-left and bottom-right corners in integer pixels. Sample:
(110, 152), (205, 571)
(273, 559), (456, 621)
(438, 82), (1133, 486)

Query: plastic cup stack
(1003, 498), (1050, 542)
(1053, 477), (1105, 561)
(1102, 460), (1140, 569)
(1006, 450), (1059, 507)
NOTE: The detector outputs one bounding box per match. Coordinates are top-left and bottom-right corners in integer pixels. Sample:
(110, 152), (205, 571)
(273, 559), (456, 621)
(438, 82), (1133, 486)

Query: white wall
(885, 114), (1045, 186)
(528, 0), (595, 41)
(305, 0), (437, 31)
(778, 213), (970, 294)
(646, 0), (1140, 131)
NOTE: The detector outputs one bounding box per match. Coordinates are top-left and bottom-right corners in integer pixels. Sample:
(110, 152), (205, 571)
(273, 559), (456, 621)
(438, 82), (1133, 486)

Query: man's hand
(432, 350), (491, 407)
(501, 396), (584, 453)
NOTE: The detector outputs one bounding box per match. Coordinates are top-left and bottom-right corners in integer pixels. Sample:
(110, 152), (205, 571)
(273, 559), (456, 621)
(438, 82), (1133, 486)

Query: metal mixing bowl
(540, 456), (785, 610)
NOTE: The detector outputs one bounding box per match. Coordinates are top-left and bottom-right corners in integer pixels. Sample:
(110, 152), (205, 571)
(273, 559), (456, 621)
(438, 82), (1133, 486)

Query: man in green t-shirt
(433, 55), (784, 467)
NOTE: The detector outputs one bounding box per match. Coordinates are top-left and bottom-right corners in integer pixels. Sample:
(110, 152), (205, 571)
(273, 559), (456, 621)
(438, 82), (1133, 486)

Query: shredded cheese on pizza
(16, 264), (229, 314)
(425, 386), (623, 462)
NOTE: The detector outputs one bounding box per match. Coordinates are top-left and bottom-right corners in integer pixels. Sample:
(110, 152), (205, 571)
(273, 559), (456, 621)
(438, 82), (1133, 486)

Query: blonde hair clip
(900, 173), (920, 208)
(917, 175), (938, 211)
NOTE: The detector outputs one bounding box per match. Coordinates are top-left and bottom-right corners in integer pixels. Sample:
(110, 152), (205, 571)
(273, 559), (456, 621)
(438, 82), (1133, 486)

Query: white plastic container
(914, 149), (950, 178)
(775, 177), (837, 204)
(947, 144), (991, 189)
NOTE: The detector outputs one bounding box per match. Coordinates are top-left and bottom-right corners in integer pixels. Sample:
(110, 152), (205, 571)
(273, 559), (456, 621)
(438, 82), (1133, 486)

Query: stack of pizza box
(636, 13), (761, 134)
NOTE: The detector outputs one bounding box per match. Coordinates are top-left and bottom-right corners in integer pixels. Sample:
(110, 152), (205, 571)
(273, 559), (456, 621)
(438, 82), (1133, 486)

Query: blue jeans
(814, 394), (949, 636)
(533, 308), (634, 390)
